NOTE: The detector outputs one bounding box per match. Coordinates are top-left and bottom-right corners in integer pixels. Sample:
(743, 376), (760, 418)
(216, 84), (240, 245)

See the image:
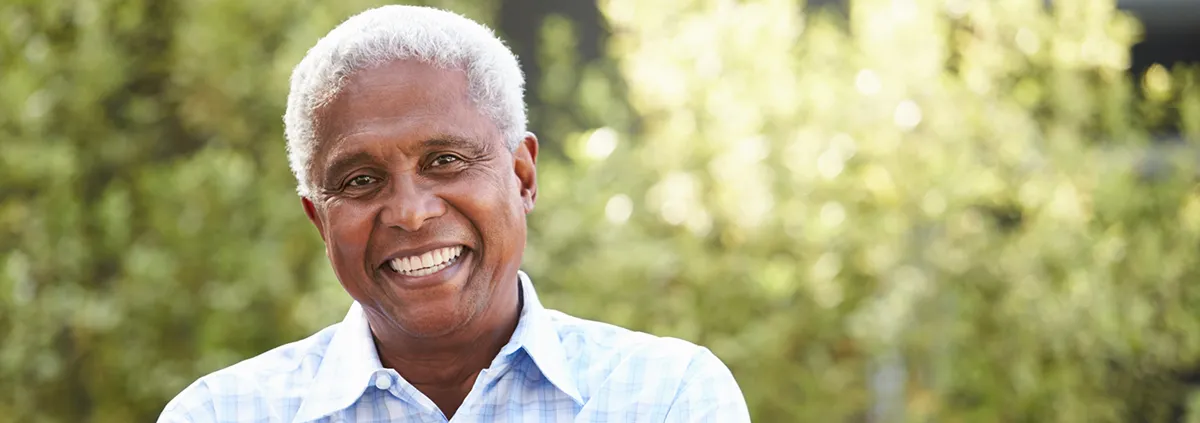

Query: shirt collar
(502, 271), (583, 404)
(293, 271), (581, 422)
(293, 300), (383, 423)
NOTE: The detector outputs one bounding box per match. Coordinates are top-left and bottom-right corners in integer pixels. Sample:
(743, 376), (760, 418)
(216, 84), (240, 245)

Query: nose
(379, 175), (446, 232)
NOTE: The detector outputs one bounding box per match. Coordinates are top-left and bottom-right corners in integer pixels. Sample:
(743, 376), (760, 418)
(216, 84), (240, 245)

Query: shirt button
(374, 373), (393, 390)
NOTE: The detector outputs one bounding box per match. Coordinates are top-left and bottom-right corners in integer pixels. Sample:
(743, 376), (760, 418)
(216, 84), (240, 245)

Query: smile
(387, 245), (464, 277)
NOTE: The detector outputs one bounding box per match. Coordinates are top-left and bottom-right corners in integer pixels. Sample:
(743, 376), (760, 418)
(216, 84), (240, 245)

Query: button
(374, 373), (392, 390)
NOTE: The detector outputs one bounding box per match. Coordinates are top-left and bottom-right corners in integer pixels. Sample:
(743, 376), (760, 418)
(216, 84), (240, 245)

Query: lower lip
(382, 250), (470, 288)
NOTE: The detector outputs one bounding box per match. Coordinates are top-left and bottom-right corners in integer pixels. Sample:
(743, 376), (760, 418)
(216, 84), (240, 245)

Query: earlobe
(515, 133), (539, 214)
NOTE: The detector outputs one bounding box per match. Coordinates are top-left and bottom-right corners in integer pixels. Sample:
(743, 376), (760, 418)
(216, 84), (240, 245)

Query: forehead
(313, 59), (500, 161)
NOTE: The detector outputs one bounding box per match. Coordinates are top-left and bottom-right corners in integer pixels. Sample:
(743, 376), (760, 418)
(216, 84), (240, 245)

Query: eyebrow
(420, 134), (492, 158)
(321, 151), (375, 187)
(421, 135), (478, 151)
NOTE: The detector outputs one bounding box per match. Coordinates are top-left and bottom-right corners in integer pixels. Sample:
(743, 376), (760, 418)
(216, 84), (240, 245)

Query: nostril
(378, 184), (447, 232)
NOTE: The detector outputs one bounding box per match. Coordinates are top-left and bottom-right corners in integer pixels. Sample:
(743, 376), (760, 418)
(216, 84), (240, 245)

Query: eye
(431, 154), (461, 167)
(345, 175), (377, 188)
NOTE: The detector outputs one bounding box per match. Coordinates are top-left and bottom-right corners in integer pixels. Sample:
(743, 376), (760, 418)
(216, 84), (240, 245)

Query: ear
(301, 196), (327, 240)
(513, 132), (539, 214)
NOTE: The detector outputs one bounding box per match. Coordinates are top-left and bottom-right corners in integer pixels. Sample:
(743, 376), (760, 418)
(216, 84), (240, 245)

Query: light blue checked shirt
(158, 271), (750, 422)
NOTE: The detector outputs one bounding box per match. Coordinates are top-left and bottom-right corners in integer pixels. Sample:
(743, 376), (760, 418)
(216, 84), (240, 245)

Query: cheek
(323, 204), (375, 270)
(456, 166), (518, 212)
(456, 171), (526, 249)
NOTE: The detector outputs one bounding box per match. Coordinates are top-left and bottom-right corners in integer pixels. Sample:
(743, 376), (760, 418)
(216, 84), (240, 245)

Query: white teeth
(388, 246), (464, 276)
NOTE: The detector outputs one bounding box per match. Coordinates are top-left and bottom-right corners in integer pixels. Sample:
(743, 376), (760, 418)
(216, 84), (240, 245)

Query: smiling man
(158, 5), (749, 423)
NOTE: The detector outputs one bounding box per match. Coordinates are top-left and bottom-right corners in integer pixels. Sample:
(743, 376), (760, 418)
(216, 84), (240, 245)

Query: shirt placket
(448, 358), (517, 422)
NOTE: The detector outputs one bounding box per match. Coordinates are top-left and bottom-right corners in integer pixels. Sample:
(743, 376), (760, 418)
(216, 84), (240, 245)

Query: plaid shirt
(158, 271), (750, 422)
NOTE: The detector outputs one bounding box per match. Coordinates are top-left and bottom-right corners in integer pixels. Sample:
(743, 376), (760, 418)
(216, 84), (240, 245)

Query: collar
(293, 271), (582, 422)
(499, 271), (583, 404)
(293, 299), (382, 423)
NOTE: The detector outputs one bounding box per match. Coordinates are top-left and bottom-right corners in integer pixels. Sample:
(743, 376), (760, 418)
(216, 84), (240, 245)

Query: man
(159, 5), (749, 422)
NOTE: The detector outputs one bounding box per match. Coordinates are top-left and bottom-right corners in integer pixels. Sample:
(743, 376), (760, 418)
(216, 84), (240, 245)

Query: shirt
(158, 271), (751, 422)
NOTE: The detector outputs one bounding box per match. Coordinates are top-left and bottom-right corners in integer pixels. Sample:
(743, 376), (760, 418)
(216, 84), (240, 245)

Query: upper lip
(378, 243), (468, 269)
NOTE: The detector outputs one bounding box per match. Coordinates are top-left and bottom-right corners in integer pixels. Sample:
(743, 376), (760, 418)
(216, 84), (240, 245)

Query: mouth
(385, 245), (466, 278)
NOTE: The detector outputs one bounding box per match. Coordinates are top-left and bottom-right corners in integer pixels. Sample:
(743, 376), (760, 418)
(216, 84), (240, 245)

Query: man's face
(302, 60), (537, 337)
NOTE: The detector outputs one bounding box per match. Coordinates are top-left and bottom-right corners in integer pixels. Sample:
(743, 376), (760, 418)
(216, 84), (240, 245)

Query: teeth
(388, 246), (463, 276)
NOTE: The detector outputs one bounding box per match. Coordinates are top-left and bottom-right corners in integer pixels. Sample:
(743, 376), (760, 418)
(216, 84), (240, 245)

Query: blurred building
(1122, 0), (1200, 78)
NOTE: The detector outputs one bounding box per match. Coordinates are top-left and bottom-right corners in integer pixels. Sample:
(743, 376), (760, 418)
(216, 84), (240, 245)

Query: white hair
(284, 5), (527, 197)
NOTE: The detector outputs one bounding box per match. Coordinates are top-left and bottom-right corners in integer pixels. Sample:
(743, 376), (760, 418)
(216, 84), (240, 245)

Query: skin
(300, 59), (539, 418)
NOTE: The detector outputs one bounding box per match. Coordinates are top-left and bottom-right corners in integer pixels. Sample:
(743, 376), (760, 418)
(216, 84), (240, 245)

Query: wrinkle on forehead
(307, 60), (503, 185)
(315, 60), (472, 140)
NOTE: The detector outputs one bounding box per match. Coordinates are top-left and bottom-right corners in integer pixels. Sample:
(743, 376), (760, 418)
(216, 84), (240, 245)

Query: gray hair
(284, 5), (527, 197)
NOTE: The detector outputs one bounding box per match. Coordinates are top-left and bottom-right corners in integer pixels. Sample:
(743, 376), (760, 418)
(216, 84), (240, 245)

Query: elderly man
(159, 5), (749, 423)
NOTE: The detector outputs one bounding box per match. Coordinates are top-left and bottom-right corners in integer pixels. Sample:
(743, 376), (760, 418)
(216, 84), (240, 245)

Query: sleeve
(663, 347), (752, 423)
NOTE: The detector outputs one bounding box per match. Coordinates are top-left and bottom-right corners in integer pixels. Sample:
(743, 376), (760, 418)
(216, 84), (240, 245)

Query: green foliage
(533, 0), (1200, 421)
(2, 0), (1200, 422)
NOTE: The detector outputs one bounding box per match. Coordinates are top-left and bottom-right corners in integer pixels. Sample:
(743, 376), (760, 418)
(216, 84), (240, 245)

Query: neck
(366, 277), (522, 417)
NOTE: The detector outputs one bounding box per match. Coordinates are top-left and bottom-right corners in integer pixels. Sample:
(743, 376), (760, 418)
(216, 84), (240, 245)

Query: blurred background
(3, 0), (1200, 421)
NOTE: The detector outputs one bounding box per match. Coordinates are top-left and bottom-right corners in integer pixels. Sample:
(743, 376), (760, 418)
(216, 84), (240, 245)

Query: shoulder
(545, 310), (743, 402)
(549, 309), (710, 363)
(157, 324), (340, 422)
